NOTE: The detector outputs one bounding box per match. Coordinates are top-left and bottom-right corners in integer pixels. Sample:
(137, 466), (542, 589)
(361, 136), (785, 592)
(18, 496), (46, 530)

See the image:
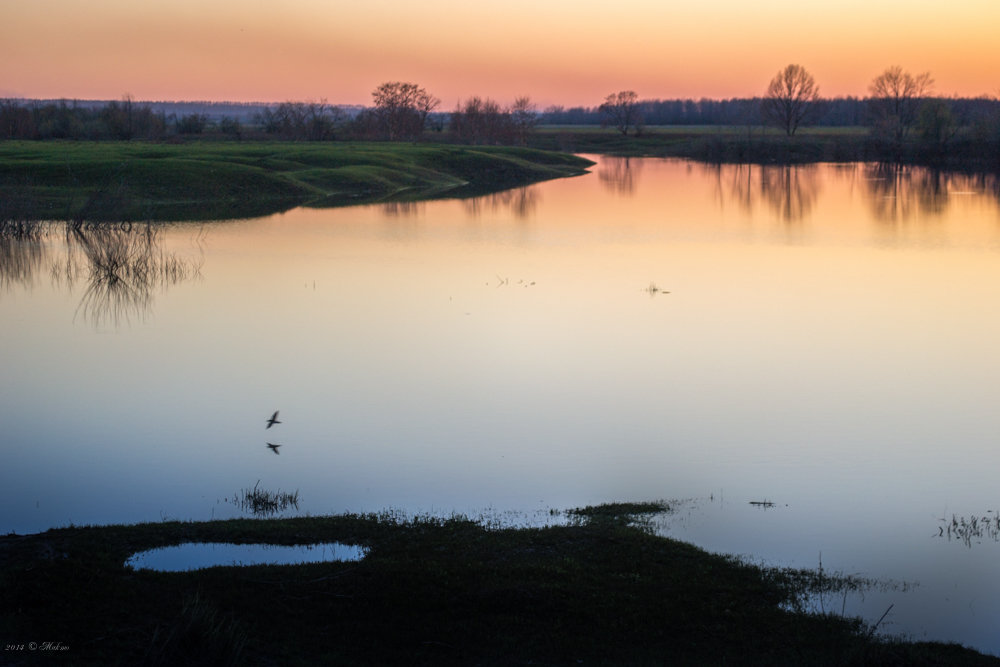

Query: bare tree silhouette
(762, 64), (819, 136)
(868, 66), (934, 146)
(599, 91), (642, 136)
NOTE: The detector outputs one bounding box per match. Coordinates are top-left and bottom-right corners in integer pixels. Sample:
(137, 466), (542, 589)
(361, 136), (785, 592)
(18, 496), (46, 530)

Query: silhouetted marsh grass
(230, 481), (300, 517)
(144, 591), (248, 667)
(2, 503), (997, 665)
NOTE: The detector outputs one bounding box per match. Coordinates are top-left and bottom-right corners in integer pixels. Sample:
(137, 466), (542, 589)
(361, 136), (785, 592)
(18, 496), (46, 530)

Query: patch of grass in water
(230, 480), (300, 517)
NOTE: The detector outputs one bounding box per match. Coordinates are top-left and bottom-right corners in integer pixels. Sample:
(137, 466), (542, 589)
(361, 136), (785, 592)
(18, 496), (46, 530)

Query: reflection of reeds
(65, 222), (201, 325)
(1, 220), (48, 291)
(939, 512), (1000, 548)
(777, 553), (911, 623)
(231, 480), (300, 517)
(1, 183), (48, 290)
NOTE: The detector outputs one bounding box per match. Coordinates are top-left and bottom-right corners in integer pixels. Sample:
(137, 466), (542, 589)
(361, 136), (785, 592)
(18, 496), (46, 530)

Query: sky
(2, 0), (998, 107)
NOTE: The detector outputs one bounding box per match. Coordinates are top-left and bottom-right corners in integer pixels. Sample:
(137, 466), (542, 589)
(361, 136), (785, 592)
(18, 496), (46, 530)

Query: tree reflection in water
(461, 186), (538, 219)
(597, 157), (642, 196)
(761, 165), (820, 223)
(704, 162), (820, 223)
(701, 161), (1000, 228)
(864, 163), (949, 223)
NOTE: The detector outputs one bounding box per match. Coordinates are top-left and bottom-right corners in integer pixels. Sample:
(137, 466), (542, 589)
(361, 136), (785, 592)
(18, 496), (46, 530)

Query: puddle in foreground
(126, 542), (368, 572)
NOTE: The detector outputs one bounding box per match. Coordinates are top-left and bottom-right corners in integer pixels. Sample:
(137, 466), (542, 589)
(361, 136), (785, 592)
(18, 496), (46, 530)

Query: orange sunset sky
(2, 0), (998, 107)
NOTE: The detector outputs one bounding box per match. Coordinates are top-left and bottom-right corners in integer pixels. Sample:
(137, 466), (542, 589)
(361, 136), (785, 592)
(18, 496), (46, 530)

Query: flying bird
(266, 410), (281, 429)
(266, 443), (281, 454)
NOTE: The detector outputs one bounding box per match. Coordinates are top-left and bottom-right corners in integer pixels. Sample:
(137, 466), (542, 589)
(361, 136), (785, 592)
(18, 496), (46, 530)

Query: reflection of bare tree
(760, 164), (819, 223)
(723, 164), (755, 215)
(597, 157), (642, 195)
(705, 163), (819, 223)
(972, 172), (1000, 208)
(864, 164), (950, 223)
(461, 187), (538, 219)
(381, 201), (425, 218)
(61, 222), (201, 326)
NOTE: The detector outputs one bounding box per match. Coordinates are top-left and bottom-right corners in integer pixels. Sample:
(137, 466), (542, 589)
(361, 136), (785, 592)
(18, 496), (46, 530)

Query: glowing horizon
(2, 0), (998, 108)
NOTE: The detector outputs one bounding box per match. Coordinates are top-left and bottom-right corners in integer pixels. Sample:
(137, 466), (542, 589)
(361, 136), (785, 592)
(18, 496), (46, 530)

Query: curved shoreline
(0, 141), (594, 222)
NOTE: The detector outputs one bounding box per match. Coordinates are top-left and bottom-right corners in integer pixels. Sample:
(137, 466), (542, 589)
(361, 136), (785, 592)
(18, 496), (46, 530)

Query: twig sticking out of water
(645, 282), (669, 296)
(866, 604), (895, 639)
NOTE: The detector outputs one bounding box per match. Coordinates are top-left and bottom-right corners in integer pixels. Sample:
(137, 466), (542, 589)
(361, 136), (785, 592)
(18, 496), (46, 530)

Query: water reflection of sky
(2, 158), (1000, 655)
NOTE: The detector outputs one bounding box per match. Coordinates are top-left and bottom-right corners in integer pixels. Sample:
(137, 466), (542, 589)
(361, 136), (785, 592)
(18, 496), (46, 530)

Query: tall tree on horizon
(371, 82), (439, 140)
(599, 91), (642, 136)
(867, 66), (934, 145)
(762, 64), (819, 136)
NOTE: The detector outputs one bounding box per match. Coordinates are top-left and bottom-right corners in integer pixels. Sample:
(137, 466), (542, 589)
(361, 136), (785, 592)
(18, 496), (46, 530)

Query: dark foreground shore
(2, 503), (997, 666)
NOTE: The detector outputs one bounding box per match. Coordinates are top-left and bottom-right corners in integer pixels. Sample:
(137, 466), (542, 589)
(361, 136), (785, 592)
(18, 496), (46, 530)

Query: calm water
(3, 158), (1000, 654)
(125, 542), (368, 571)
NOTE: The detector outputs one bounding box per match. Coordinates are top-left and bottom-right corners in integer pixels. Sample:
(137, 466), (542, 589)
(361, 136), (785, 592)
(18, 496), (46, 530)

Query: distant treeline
(0, 97), (353, 141)
(2, 93), (998, 167)
(7, 94), (1000, 137)
(542, 96), (1000, 128)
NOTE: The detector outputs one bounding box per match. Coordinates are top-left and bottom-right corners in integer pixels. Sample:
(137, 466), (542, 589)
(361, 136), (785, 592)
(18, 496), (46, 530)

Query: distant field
(0, 141), (594, 222)
(536, 125), (867, 136)
(526, 125), (872, 160)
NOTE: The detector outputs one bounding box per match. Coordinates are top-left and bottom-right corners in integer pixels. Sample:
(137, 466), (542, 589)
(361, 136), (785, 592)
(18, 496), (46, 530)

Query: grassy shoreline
(3, 132), (997, 225)
(0, 141), (594, 222)
(3, 503), (997, 665)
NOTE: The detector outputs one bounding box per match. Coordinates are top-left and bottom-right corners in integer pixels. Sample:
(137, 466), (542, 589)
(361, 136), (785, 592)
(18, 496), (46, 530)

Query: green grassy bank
(0, 141), (594, 222)
(2, 503), (996, 666)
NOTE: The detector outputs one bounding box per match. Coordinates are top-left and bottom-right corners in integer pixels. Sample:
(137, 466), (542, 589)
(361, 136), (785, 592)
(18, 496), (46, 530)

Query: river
(2, 157), (999, 654)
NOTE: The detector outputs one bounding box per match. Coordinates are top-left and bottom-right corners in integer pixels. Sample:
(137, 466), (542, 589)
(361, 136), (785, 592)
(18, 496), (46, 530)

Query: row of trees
(595, 64), (997, 156)
(449, 96), (538, 145)
(759, 63), (935, 140)
(0, 96), (252, 141)
(758, 64), (974, 157)
(0, 83), (539, 145)
(4, 76), (998, 154)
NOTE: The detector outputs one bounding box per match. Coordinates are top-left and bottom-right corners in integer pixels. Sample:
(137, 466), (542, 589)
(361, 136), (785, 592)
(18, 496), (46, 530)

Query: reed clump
(940, 511), (1000, 547)
(230, 481), (300, 517)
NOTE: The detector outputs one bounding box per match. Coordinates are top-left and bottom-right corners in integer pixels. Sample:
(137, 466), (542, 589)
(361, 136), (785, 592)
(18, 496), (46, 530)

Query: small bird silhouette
(266, 410), (281, 429)
(266, 442), (281, 455)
